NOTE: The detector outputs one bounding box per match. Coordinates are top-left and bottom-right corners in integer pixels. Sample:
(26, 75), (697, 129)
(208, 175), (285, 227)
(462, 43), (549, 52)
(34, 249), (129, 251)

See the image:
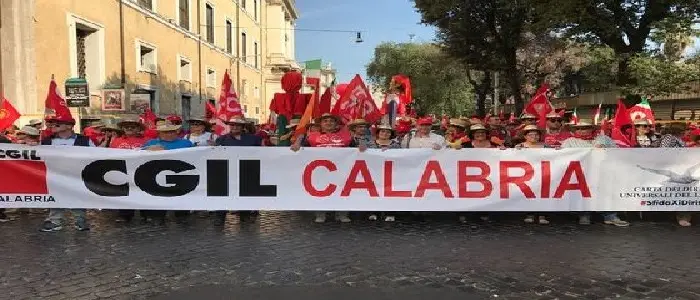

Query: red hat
(416, 117), (433, 126)
(166, 115), (182, 123)
(692, 129), (700, 136)
(54, 114), (76, 124)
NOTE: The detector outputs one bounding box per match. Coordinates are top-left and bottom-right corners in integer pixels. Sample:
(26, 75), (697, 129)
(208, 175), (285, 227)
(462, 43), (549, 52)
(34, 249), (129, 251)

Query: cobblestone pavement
(1, 211), (699, 300)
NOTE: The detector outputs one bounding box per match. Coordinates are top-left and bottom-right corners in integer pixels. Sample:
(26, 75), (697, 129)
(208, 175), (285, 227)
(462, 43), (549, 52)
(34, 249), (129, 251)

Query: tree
(414, 0), (532, 114)
(517, 33), (588, 95)
(533, 0), (700, 86)
(366, 42), (475, 116)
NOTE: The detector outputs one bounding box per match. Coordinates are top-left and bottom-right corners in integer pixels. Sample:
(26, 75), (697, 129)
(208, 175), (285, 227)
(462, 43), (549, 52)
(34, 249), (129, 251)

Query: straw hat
(571, 120), (596, 128)
(376, 124), (395, 132)
(520, 113), (537, 120)
(117, 117), (145, 128)
(317, 113), (342, 123)
(28, 119), (43, 126)
(18, 126), (40, 136)
(449, 118), (468, 128)
(286, 118), (301, 129)
(91, 121), (105, 128)
(187, 116), (208, 123)
(521, 125), (544, 133)
(156, 121), (182, 132)
(102, 123), (124, 132)
(226, 116), (248, 125)
(470, 124), (488, 132)
(348, 119), (369, 128)
(545, 112), (562, 119)
(633, 118), (651, 126)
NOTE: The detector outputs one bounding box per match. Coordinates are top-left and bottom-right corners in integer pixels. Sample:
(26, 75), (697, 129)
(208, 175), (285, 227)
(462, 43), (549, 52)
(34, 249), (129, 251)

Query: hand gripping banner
(1, 144), (700, 211)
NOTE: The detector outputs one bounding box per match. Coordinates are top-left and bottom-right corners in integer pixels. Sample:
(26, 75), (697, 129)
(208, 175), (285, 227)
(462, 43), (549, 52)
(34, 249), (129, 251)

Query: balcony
(267, 53), (300, 71)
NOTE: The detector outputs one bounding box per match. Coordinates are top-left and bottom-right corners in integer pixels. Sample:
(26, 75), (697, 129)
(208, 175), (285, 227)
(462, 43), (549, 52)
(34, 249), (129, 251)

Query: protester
(0, 134), (12, 222)
(3, 125), (19, 143)
(110, 117), (149, 149)
(41, 117), (57, 140)
(18, 126), (41, 146)
(487, 116), (509, 147)
(656, 123), (694, 226)
(444, 118), (468, 149)
(348, 119), (372, 147)
(277, 118), (300, 146)
(543, 112), (572, 147)
(40, 114), (94, 232)
(84, 121), (105, 145)
(186, 116), (216, 146)
(400, 117), (446, 150)
(28, 119), (43, 130)
(515, 125), (556, 225)
(292, 113), (353, 223)
(463, 124), (503, 149)
(142, 121), (194, 225)
(362, 124), (401, 222)
(562, 120), (628, 227)
(633, 119), (658, 147)
(519, 113), (538, 126)
(215, 116), (263, 224)
(99, 124), (123, 148)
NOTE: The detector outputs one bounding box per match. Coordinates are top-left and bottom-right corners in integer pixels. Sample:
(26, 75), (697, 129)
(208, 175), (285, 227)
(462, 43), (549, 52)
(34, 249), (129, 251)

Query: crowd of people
(1, 110), (698, 231)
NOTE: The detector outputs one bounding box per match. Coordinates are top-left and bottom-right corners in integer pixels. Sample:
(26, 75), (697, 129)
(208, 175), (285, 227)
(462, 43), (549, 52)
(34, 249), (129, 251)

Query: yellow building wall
(30, 0), (287, 125)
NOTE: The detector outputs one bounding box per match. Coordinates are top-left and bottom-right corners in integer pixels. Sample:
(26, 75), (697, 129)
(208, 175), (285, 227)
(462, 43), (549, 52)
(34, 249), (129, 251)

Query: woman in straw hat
(632, 118), (658, 148)
(513, 125), (554, 225)
(98, 123), (124, 148)
(444, 118), (469, 149)
(358, 124), (402, 222)
(348, 118), (372, 148)
(561, 120), (629, 227)
(186, 116), (217, 147)
(110, 117), (148, 149)
(18, 126), (42, 146)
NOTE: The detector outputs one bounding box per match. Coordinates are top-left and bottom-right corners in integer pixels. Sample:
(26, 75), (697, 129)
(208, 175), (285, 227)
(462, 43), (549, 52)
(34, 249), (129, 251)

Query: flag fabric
(217, 70), (243, 120)
(523, 84), (553, 128)
(45, 79), (73, 121)
(305, 77), (321, 118)
(612, 99), (634, 147)
(593, 104), (602, 125)
(205, 101), (217, 120)
(304, 59), (323, 79)
(319, 87), (332, 115)
(0, 98), (21, 131)
(140, 108), (159, 139)
(628, 97), (656, 124)
(498, 108), (505, 121)
(294, 88), (318, 138)
(331, 74), (381, 124)
(509, 111), (516, 123)
(570, 108), (579, 125)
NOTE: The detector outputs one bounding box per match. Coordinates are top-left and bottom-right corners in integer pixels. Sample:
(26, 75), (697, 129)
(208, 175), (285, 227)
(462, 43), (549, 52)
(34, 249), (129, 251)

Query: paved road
(0, 211), (699, 300)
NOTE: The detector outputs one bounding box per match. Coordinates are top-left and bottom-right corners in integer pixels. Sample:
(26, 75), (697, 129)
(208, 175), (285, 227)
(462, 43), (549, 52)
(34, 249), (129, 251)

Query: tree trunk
(617, 56), (633, 87)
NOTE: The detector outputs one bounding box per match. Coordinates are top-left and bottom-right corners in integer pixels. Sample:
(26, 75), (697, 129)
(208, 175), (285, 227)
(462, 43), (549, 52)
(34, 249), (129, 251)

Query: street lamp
(355, 32), (363, 43)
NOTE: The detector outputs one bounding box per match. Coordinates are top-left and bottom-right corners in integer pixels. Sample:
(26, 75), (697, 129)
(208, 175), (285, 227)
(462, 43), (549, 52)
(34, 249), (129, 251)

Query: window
(137, 41), (157, 74)
(253, 0), (258, 21)
(181, 95), (192, 122)
(255, 106), (260, 114)
(243, 105), (248, 113)
(178, 0), (189, 30)
(241, 0), (246, 10)
(208, 99), (216, 108)
(226, 20), (233, 54)
(178, 56), (191, 82)
(137, 0), (154, 10)
(206, 68), (216, 87)
(241, 79), (248, 96)
(254, 86), (259, 98)
(205, 3), (214, 43)
(241, 32), (247, 63)
(253, 41), (258, 68)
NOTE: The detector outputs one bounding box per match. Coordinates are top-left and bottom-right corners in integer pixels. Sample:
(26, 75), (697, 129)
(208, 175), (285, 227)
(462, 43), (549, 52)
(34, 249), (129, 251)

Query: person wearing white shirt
(401, 117), (446, 149)
(39, 115), (94, 232)
(185, 117), (216, 147)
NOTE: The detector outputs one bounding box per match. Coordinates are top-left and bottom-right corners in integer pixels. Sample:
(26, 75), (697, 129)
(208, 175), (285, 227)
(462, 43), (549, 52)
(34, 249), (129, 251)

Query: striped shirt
(561, 135), (617, 148)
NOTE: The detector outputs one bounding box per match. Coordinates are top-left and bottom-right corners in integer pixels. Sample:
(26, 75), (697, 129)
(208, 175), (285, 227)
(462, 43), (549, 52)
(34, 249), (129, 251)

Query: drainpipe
(236, 4), (241, 100)
(197, 0), (203, 104)
(119, 0), (126, 87)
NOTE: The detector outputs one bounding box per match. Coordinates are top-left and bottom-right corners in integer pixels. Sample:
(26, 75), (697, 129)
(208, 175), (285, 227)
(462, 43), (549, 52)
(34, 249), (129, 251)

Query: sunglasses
(547, 119), (563, 122)
(635, 125), (649, 128)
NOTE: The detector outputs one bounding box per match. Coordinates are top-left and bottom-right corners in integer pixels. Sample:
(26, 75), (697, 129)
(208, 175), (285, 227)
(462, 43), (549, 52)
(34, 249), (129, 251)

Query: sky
(294, 0), (436, 83)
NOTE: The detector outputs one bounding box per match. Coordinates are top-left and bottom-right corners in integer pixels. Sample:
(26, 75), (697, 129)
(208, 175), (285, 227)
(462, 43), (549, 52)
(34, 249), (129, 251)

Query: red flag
(440, 115), (449, 130)
(45, 79), (73, 122)
(139, 108), (159, 139)
(0, 98), (21, 131)
(205, 101), (217, 120)
(319, 87), (332, 115)
(613, 99), (632, 128)
(524, 84), (553, 128)
(498, 108), (505, 121)
(331, 74), (381, 124)
(218, 70), (243, 120)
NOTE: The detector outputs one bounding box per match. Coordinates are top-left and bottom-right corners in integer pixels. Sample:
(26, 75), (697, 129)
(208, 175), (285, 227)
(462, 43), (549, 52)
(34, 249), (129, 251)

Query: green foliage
(626, 54), (700, 95)
(365, 42), (475, 116)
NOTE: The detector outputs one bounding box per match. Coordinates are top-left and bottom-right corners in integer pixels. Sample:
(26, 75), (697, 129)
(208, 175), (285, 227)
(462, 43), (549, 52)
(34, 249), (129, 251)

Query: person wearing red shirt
(543, 112), (572, 147)
(291, 113), (352, 223)
(109, 117), (148, 223)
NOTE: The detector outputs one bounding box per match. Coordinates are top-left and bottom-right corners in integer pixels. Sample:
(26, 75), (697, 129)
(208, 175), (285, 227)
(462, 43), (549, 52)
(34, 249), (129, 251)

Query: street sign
(64, 78), (90, 107)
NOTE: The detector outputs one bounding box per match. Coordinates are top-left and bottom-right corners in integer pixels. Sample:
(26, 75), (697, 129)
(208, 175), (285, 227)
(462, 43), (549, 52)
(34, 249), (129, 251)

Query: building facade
(0, 0), (299, 127)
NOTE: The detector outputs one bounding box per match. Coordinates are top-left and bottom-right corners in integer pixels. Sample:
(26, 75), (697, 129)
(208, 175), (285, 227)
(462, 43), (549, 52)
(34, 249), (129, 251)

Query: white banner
(1, 144), (700, 211)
